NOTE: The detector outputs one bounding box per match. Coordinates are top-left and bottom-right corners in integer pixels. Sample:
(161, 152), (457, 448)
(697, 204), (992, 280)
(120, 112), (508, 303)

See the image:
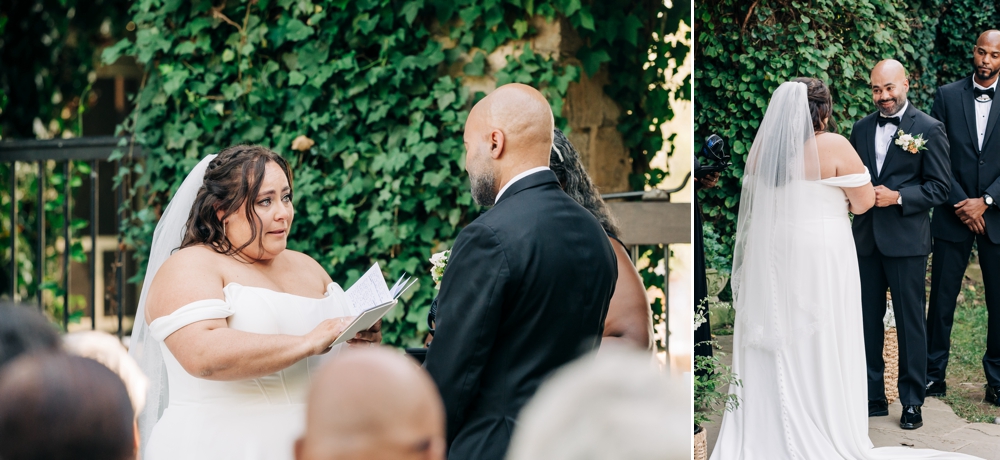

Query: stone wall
(436, 16), (633, 194)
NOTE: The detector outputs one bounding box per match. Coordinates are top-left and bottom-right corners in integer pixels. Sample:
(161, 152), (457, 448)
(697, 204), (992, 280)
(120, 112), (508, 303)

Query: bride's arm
(146, 248), (352, 381)
(163, 317), (348, 381)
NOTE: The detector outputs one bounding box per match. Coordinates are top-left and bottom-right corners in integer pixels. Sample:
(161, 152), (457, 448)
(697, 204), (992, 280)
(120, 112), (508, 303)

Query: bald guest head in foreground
(463, 83), (554, 206)
(295, 348), (445, 460)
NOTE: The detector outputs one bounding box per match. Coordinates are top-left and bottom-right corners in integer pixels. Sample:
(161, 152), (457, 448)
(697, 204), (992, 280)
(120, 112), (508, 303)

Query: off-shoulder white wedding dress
(711, 172), (982, 459)
(143, 282), (351, 460)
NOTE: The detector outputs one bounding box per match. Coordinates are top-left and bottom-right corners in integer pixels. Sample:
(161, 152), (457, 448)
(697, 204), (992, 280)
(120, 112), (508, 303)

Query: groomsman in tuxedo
(927, 30), (1000, 406)
(849, 60), (951, 430)
(423, 84), (617, 460)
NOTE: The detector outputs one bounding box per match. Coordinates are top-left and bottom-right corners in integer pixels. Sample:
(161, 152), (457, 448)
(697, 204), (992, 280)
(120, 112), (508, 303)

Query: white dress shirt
(495, 166), (551, 203)
(973, 76), (997, 150)
(875, 100), (909, 176)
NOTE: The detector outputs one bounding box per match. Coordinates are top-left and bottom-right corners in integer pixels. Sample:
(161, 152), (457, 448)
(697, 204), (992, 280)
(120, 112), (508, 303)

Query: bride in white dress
(710, 80), (983, 459)
(129, 145), (381, 460)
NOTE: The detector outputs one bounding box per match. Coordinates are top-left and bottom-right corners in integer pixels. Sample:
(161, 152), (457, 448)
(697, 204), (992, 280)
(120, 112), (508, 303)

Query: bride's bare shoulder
(816, 132), (854, 151)
(161, 245), (227, 270)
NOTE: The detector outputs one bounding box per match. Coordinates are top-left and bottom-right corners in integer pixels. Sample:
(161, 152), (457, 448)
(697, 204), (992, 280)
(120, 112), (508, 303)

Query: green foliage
(0, 0), (130, 138)
(695, 0), (999, 268)
(102, 0), (684, 347)
(694, 301), (740, 427)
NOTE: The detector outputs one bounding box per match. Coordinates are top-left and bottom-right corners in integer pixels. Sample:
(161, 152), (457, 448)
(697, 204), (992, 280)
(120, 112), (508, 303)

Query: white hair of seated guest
(505, 345), (689, 460)
(64, 330), (149, 416)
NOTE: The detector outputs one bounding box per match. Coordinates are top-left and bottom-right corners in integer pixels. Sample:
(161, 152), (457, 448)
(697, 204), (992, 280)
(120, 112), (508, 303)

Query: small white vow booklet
(330, 263), (415, 347)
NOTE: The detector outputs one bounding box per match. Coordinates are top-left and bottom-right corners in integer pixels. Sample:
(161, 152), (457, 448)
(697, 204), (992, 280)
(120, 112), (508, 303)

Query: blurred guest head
(549, 128), (621, 236)
(0, 353), (136, 460)
(464, 83), (554, 206)
(505, 346), (689, 460)
(0, 302), (60, 369)
(296, 347), (445, 460)
(64, 330), (149, 416)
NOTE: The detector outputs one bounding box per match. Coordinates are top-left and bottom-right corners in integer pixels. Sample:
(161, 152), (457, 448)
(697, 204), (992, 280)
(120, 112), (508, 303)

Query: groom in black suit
(849, 60), (951, 430)
(423, 83), (617, 460)
(927, 30), (1000, 406)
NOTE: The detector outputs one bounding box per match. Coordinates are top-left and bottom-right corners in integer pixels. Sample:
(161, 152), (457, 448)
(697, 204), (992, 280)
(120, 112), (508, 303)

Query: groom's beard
(976, 64), (1000, 82)
(470, 167), (498, 206)
(877, 95), (906, 117)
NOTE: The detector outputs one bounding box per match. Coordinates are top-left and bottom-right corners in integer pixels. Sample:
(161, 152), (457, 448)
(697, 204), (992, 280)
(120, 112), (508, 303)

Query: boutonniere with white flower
(429, 249), (450, 290)
(894, 129), (928, 154)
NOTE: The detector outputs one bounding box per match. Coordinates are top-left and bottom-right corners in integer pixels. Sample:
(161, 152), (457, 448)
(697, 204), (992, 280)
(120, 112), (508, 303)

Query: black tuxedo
(849, 102), (951, 406)
(423, 170), (617, 460)
(927, 75), (1000, 388)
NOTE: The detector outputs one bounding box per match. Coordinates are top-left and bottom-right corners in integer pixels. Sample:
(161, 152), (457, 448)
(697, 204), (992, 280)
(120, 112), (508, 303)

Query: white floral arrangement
(895, 130), (928, 154)
(429, 249), (450, 290)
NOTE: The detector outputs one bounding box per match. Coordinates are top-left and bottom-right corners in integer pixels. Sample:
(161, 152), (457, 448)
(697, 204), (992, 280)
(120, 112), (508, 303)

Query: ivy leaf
(513, 19), (529, 38)
(622, 15), (643, 46)
(564, 0), (581, 16)
(400, 0), (424, 25)
(283, 19), (314, 41)
(222, 48), (235, 62)
(577, 48), (610, 76)
(162, 69), (190, 95)
(289, 71), (306, 86)
(437, 91), (456, 110)
(101, 38), (132, 65)
(576, 5), (595, 31)
(463, 52), (486, 76)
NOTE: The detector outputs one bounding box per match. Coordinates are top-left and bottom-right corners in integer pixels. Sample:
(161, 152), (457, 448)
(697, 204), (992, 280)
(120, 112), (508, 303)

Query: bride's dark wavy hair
(549, 128), (622, 237)
(179, 144), (293, 256)
(792, 77), (836, 133)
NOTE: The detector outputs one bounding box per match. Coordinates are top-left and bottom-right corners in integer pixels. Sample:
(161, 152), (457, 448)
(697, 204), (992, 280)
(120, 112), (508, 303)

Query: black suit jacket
(930, 75), (1000, 244)
(849, 103), (951, 257)
(423, 170), (617, 460)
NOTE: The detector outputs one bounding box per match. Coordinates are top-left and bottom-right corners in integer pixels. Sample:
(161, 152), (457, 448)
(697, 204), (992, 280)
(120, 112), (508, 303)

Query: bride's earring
(223, 220), (227, 236)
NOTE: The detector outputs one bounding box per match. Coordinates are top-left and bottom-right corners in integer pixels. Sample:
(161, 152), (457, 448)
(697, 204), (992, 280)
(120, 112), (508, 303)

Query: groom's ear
(489, 129), (505, 159)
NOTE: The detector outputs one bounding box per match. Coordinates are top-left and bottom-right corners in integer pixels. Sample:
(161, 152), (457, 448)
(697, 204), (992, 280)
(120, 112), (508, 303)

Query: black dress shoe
(868, 399), (888, 417)
(900, 405), (923, 429)
(926, 380), (947, 397)
(986, 385), (1000, 406)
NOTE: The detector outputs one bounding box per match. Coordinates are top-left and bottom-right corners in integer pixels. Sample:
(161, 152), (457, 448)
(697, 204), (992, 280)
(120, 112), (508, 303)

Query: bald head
(295, 348), (445, 460)
(463, 83), (554, 205)
(973, 30), (1000, 86)
(870, 59), (909, 117)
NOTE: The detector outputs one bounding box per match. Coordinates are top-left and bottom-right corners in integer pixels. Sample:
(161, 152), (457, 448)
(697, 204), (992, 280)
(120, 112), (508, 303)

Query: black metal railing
(0, 136), (143, 337)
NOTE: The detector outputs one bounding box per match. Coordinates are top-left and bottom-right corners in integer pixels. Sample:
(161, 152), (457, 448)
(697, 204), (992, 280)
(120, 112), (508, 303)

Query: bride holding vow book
(130, 145), (389, 460)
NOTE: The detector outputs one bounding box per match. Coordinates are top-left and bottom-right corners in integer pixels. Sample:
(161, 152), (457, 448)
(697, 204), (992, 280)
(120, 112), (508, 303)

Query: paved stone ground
(703, 335), (1000, 459)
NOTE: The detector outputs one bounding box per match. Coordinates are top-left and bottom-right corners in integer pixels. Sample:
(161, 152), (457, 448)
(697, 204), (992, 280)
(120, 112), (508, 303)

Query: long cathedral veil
(129, 154), (216, 455)
(730, 81), (821, 350)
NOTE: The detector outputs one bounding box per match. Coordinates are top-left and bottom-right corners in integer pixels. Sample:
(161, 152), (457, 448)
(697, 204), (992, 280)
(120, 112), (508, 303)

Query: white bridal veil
(129, 154), (216, 454)
(730, 81), (821, 350)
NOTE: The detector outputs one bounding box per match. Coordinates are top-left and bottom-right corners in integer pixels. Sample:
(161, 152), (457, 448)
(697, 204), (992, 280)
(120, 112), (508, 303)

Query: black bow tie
(974, 87), (995, 100)
(877, 116), (901, 127)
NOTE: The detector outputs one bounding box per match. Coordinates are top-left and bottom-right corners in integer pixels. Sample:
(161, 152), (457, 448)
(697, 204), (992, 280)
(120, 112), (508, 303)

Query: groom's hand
(955, 198), (988, 228)
(873, 185), (901, 207)
(966, 216), (986, 235)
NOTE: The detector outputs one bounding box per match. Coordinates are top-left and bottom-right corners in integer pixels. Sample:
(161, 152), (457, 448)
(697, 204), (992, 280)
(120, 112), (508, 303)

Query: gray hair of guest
(0, 302), (61, 370)
(505, 346), (689, 460)
(549, 128), (622, 237)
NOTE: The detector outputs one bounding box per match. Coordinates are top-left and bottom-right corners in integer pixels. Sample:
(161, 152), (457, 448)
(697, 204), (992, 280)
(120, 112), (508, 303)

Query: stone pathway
(702, 335), (1000, 459)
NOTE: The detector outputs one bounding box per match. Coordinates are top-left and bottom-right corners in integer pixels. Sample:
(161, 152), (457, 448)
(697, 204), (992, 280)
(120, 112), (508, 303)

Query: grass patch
(938, 278), (1000, 423)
